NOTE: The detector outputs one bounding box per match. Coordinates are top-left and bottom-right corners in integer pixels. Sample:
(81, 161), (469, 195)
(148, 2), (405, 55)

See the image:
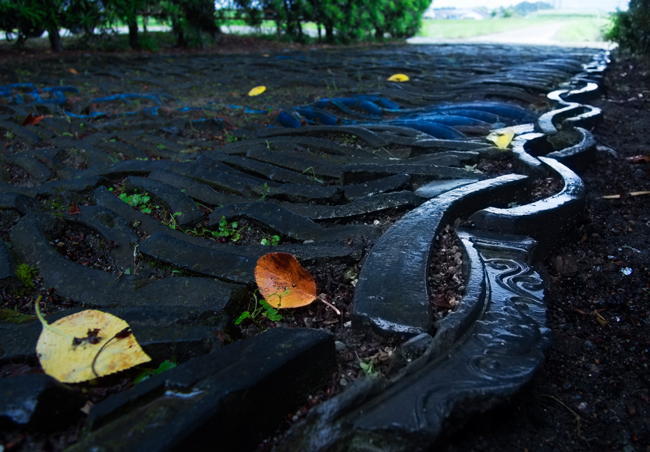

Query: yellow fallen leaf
(387, 73), (409, 82)
(35, 299), (150, 383)
(486, 128), (515, 150)
(248, 85), (267, 96)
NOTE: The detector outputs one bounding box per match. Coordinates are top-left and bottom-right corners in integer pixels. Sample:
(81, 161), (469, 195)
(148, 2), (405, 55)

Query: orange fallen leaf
(67, 67), (79, 75)
(255, 252), (317, 309)
(22, 114), (45, 126)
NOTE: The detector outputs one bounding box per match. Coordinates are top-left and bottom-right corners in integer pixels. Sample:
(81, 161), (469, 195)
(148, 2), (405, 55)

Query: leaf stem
(34, 295), (71, 338)
(317, 295), (341, 316)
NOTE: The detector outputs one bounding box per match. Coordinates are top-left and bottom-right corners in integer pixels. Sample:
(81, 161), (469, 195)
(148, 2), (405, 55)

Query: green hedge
(606, 0), (650, 55)
(0, 0), (430, 51)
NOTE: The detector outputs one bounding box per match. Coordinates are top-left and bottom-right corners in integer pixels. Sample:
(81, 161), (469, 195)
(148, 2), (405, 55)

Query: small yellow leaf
(36, 309), (150, 383)
(387, 73), (409, 82)
(248, 85), (267, 96)
(486, 128), (515, 150)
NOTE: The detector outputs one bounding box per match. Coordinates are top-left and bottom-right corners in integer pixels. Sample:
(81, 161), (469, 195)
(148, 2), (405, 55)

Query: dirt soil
(438, 55), (650, 452)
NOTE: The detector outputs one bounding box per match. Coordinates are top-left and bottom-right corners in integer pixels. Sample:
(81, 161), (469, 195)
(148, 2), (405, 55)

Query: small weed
(234, 291), (283, 326)
(302, 166), (324, 184)
(359, 359), (379, 377)
(44, 198), (67, 217)
(133, 360), (177, 384)
(259, 183), (271, 201)
(260, 235), (281, 246)
(212, 216), (242, 242)
(4, 131), (15, 139)
(164, 211), (184, 230)
(0, 308), (36, 324)
(117, 191), (158, 214)
(224, 132), (239, 143)
(184, 218), (245, 243)
(15, 263), (38, 289)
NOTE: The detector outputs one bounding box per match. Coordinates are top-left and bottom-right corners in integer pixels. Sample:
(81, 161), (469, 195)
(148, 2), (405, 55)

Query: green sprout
(117, 191), (158, 214)
(359, 359), (379, 377)
(212, 216), (242, 242)
(165, 212), (184, 230)
(133, 360), (177, 384)
(258, 183), (271, 201)
(234, 292), (283, 326)
(260, 235), (281, 246)
(302, 167), (324, 184)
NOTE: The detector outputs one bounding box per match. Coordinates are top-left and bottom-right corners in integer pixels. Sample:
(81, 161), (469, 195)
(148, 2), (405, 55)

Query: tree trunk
(48, 27), (63, 52)
(128, 18), (139, 49)
(325, 24), (334, 43)
(173, 20), (186, 47)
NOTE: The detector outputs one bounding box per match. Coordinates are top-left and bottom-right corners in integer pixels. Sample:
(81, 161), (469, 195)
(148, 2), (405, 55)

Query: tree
(105, 0), (145, 49)
(606, 0), (650, 55)
(61, 0), (109, 38)
(161, 0), (220, 47)
(0, 0), (46, 46)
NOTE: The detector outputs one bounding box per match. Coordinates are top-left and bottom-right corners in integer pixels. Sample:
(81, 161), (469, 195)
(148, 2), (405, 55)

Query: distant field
(417, 13), (610, 43)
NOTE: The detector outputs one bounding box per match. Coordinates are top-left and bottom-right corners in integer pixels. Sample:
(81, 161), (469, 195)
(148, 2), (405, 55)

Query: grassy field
(417, 12), (610, 42)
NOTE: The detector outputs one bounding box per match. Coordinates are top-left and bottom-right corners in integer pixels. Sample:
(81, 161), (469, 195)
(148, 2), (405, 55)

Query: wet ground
(0, 39), (646, 450)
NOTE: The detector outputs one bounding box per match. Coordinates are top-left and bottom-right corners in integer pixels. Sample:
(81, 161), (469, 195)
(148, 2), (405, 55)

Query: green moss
(0, 308), (36, 324)
(15, 263), (38, 289)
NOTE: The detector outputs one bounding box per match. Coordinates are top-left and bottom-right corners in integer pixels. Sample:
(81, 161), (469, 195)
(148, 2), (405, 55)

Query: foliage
(182, 219), (245, 243)
(234, 291), (283, 325)
(0, 0), (45, 44)
(213, 216), (242, 242)
(359, 358), (379, 377)
(0, 0), (430, 49)
(61, 0), (109, 36)
(606, 0), (650, 55)
(260, 234), (281, 246)
(165, 211), (183, 229)
(117, 191), (158, 214)
(0, 308), (36, 324)
(15, 263), (38, 289)
(133, 359), (177, 383)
